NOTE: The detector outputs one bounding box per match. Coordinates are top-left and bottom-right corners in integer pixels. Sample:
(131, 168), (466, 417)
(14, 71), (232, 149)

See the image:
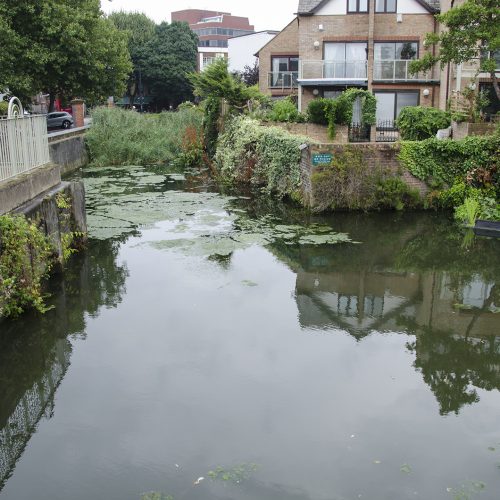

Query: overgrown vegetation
(85, 106), (203, 166)
(399, 134), (500, 188)
(322, 89), (377, 139)
(397, 106), (451, 140)
(189, 58), (266, 158)
(215, 116), (308, 199)
(0, 215), (53, 319)
(311, 147), (421, 212)
(269, 97), (305, 123)
(307, 98), (330, 125)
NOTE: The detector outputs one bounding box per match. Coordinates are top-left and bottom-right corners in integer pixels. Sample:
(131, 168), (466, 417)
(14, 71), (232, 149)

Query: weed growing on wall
(0, 215), (53, 318)
(311, 147), (421, 212)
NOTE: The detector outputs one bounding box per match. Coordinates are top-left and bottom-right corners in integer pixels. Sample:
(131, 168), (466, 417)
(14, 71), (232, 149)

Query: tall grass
(85, 107), (203, 167)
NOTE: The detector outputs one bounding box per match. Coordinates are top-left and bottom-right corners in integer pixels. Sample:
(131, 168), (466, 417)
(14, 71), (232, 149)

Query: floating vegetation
(207, 463), (259, 484)
(140, 493), (173, 500)
(447, 480), (486, 500)
(400, 463), (412, 474)
(78, 166), (356, 257)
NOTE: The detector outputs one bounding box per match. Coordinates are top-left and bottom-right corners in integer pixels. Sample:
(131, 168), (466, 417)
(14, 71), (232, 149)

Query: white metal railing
(268, 71), (299, 89)
(300, 60), (367, 80)
(0, 115), (50, 182)
(373, 60), (430, 81)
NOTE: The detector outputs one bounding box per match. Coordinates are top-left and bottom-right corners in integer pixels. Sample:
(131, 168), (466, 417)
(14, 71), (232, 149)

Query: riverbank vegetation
(85, 107), (203, 167)
(399, 134), (500, 221)
(0, 215), (53, 319)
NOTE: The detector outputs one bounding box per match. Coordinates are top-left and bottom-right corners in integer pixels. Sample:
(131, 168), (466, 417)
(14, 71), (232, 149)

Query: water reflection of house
(296, 269), (498, 339)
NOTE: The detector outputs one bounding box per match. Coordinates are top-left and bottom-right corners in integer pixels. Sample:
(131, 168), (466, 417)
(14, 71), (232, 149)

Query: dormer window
(347, 0), (368, 13)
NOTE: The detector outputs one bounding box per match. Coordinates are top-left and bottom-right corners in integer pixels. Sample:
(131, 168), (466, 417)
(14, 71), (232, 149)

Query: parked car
(47, 111), (73, 129)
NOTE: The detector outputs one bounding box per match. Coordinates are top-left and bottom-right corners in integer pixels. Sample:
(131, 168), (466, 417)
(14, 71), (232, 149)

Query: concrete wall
(48, 126), (89, 175)
(13, 180), (87, 263)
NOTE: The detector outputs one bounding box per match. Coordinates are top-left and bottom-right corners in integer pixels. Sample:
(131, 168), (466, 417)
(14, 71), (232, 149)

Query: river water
(0, 165), (499, 500)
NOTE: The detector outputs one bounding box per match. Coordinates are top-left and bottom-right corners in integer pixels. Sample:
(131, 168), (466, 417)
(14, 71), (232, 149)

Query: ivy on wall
(398, 135), (500, 189)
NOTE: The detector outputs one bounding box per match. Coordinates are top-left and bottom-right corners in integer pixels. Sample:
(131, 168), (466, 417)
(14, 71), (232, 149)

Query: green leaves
(397, 106), (451, 140)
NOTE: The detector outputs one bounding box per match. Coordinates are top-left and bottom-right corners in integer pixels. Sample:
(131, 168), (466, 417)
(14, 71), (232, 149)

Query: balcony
(373, 60), (431, 82)
(299, 60), (368, 82)
(268, 72), (299, 90)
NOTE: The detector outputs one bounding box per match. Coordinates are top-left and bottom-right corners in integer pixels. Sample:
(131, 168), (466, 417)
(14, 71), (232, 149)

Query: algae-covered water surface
(1, 165), (500, 500)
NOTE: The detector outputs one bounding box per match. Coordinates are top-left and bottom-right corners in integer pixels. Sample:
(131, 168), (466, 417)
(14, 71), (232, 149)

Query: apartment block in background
(172, 9), (255, 71)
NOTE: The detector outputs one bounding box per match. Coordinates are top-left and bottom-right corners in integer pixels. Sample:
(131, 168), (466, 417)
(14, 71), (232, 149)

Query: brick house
(258, 0), (442, 139)
(172, 10), (255, 71)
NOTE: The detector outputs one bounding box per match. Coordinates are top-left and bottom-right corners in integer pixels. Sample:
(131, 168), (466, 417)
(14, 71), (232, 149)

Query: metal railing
(349, 123), (371, 142)
(373, 60), (430, 81)
(376, 120), (399, 142)
(300, 60), (367, 80)
(0, 115), (50, 182)
(268, 71), (299, 89)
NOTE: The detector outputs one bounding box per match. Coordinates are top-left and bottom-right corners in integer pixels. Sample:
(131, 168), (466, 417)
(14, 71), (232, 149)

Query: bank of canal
(0, 165), (499, 500)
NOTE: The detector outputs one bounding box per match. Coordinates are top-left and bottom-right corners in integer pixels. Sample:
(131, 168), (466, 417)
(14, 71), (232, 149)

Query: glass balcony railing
(373, 60), (429, 81)
(268, 72), (299, 89)
(300, 60), (368, 80)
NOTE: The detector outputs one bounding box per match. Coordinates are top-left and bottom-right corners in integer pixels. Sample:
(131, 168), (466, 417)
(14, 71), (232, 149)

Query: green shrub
(269, 98), (300, 123)
(375, 177), (421, 210)
(85, 107), (203, 167)
(0, 101), (8, 116)
(397, 106), (451, 140)
(0, 215), (53, 318)
(307, 98), (329, 125)
(215, 116), (308, 198)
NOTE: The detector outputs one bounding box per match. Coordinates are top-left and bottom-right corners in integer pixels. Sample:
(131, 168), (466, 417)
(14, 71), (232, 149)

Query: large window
(374, 91), (419, 124)
(348, 0), (368, 13)
(374, 42), (418, 80)
(376, 0), (396, 12)
(270, 56), (299, 88)
(324, 42), (367, 78)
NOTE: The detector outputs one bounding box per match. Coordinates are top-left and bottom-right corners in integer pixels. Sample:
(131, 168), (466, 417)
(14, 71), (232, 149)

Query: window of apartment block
(374, 42), (418, 79)
(374, 91), (419, 124)
(375, 0), (396, 12)
(271, 56), (299, 74)
(324, 43), (367, 78)
(348, 0), (368, 13)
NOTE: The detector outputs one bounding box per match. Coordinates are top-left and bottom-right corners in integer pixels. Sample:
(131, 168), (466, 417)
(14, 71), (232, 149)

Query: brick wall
(261, 121), (349, 143)
(258, 19), (299, 97)
(300, 142), (428, 208)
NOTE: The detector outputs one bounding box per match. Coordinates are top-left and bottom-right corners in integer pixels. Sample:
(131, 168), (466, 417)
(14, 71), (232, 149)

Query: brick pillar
(71, 99), (85, 128)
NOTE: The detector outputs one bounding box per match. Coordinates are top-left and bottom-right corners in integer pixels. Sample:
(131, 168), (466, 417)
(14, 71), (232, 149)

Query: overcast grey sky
(100, 0), (298, 31)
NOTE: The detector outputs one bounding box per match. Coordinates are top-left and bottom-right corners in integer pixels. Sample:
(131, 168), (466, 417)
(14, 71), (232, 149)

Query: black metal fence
(375, 120), (399, 142)
(348, 123), (371, 142)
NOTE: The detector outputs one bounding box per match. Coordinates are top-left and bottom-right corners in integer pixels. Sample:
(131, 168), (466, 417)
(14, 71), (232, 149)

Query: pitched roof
(297, 0), (440, 14)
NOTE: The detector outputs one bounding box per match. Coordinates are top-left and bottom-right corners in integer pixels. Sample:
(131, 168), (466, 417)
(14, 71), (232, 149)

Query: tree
(142, 21), (198, 109)
(0, 0), (132, 109)
(242, 60), (260, 86)
(108, 11), (156, 107)
(410, 0), (500, 100)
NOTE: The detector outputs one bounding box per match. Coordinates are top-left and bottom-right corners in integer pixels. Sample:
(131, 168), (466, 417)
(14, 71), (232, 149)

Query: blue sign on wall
(312, 152), (333, 166)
